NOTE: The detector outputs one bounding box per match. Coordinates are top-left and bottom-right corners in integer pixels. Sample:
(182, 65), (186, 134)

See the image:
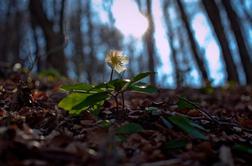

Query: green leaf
(73, 91), (109, 110)
(167, 116), (207, 140)
(233, 144), (252, 154)
(190, 121), (208, 132)
(130, 72), (153, 84)
(165, 140), (188, 150)
(61, 83), (94, 92)
(69, 108), (86, 116)
(108, 79), (129, 91)
(129, 83), (157, 94)
(115, 135), (127, 142)
(160, 116), (173, 129)
(90, 101), (104, 116)
(116, 122), (144, 134)
(93, 83), (108, 89)
(98, 120), (111, 128)
(58, 93), (89, 111)
(177, 97), (197, 110)
(93, 82), (114, 92)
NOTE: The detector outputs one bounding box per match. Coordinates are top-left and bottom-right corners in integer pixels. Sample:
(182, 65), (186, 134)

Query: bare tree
(176, 0), (210, 85)
(136, 0), (156, 85)
(31, 19), (41, 72)
(221, 0), (252, 84)
(162, 1), (181, 87)
(102, 0), (115, 26)
(29, 0), (67, 75)
(1, 1), (12, 63)
(202, 0), (240, 83)
(85, 0), (97, 83)
(146, 0), (156, 85)
(1, 0), (23, 64)
(176, 27), (191, 86)
(70, 0), (85, 81)
(239, 0), (252, 26)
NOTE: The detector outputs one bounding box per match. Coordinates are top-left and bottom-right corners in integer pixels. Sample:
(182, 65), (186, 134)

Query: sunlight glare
(112, 0), (148, 39)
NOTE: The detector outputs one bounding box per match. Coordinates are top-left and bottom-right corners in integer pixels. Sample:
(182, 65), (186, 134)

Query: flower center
(111, 56), (122, 66)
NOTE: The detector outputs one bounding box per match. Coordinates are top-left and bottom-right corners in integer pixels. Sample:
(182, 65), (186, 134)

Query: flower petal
(114, 65), (127, 73)
(121, 56), (129, 64)
(105, 50), (128, 73)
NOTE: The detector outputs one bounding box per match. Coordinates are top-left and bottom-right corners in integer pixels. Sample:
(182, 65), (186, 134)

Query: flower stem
(110, 69), (114, 81)
(113, 94), (119, 111)
(121, 92), (125, 110)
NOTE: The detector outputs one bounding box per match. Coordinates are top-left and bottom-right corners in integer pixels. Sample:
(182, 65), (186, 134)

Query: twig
(162, 109), (208, 120)
(217, 121), (252, 133)
(112, 94), (119, 111)
(173, 96), (252, 133)
(177, 96), (219, 124)
(164, 108), (252, 132)
(121, 91), (125, 110)
(141, 159), (181, 166)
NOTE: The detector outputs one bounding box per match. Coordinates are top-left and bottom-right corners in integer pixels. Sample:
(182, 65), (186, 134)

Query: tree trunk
(12, 2), (22, 63)
(162, 1), (181, 87)
(239, 0), (252, 26)
(221, 0), (252, 84)
(31, 19), (41, 72)
(176, 0), (209, 84)
(144, 0), (156, 85)
(202, 0), (240, 83)
(1, 0), (22, 64)
(29, 0), (67, 76)
(177, 27), (191, 85)
(71, 0), (85, 81)
(1, 2), (12, 63)
(85, 0), (97, 83)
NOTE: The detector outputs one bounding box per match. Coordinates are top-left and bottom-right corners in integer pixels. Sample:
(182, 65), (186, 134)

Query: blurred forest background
(0, 0), (251, 88)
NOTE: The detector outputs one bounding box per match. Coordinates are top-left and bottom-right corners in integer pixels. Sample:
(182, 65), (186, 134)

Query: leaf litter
(0, 72), (252, 165)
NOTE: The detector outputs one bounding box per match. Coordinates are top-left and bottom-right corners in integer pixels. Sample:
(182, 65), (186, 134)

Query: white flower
(105, 50), (128, 73)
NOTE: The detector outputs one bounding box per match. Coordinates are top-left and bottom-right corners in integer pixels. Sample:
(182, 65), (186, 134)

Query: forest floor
(0, 71), (252, 166)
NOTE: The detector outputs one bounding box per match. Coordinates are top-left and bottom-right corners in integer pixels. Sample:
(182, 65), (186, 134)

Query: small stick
(121, 92), (125, 110)
(177, 96), (219, 124)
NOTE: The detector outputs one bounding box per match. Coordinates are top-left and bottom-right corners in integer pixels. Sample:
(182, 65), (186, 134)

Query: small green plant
(58, 50), (157, 116)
